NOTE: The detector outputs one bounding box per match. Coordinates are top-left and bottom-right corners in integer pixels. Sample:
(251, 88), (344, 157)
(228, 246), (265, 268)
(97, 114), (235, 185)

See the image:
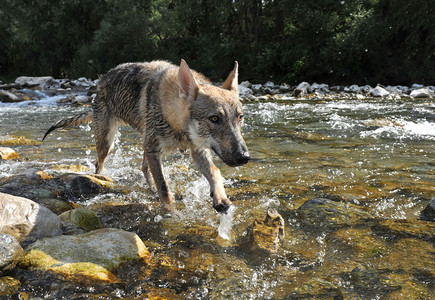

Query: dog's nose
(235, 151), (251, 165)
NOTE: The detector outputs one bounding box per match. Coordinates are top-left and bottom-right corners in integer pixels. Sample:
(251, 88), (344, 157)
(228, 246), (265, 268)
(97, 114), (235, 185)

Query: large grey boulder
(14, 76), (60, 89)
(0, 193), (62, 244)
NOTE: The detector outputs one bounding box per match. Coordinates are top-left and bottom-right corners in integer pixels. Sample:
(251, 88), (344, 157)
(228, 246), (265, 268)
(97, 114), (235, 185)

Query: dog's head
(178, 60), (250, 167)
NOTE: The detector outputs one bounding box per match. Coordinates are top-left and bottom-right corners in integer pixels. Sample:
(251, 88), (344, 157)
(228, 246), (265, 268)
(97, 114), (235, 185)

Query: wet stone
(0, 192), (63, 244)
(0, 147), (21, 160)
(340, 268), (400, 298)
(37, 198), (73, 215)
(0, 276), (21, 296)
(332, 228), (388, 259)
(373, 219), (435, 242)
(284, 278), (343, 299)
(68, 174), (114, 200)
(0, 234), (24, 275)
(59, 207), (103, 232)
(0, 136), (39, 146)
(20, 228), (151, 283)
(420, 198), (435, 221)
(244, 208), (285, 254)
(295, 198), (374, 230)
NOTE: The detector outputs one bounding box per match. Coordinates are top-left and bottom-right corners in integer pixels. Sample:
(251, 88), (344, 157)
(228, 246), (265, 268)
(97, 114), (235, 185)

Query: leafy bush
(1, 0), (433, 85)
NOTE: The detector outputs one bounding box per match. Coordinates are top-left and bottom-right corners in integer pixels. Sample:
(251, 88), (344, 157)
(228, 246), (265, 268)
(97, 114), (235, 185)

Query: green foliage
(0, 0), (433, 85)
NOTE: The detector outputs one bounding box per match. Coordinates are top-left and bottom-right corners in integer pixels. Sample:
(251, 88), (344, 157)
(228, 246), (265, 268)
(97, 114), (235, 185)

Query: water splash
(218, 205), (235, 240)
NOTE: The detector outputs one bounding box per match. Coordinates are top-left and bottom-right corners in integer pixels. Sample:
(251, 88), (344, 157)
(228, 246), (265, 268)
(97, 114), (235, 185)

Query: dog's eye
(238, 114), (244, 121)
(209, 116), (220, 123)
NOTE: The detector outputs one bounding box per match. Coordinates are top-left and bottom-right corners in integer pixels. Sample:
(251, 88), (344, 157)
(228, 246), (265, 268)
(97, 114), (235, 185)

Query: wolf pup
(43, 60), (250, 213)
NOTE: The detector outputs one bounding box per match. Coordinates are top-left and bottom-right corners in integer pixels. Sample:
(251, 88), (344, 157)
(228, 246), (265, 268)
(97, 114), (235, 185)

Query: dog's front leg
(191, 148), (231, 213)
(144, 151), (176, 212)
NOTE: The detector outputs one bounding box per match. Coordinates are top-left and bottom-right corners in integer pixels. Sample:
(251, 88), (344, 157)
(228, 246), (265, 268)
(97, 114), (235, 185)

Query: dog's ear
(178, 59), (199, 102)
(221, 61), (238, 93)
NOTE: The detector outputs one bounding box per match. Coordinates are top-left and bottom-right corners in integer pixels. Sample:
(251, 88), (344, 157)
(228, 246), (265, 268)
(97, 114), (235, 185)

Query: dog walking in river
(43, 60), (250, 213)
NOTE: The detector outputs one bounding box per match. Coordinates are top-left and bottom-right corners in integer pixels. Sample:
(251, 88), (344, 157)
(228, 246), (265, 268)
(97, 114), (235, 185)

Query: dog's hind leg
(142, 151), (158, 193)
(93, 113), (120, 174)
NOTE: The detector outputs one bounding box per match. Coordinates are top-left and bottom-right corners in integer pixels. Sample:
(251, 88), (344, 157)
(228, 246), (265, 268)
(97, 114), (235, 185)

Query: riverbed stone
(71, 95), (91, 104)
(309, 83), (329, 93)
(0, 234), (24, 275)
(370, 86), (390, 97)
(410, 88), (433, 98)
(296, 198), (374, 229)
(67, 174), (114, 199)
(284, 278), (343, 299)
(38, 198), (73, 215)
(0, 276), (21, 296)
(14, 76), (60, 89)
(0, 147), (20, 160)
(245, 208), (285, 254)
(20, 228), (151, 283)
(294, 81), (310, 97)
(373, 219), (435, 241)
(0, 135), (39, 146)
(0, 90), (20, 102)
(0, 192), (63, 244)
(344, 84), (361, 93)
(59, 207), (102, 232)
(420, 198), (435, 221)
(332, 228), (388, 259)
(238, 85), (253, 98)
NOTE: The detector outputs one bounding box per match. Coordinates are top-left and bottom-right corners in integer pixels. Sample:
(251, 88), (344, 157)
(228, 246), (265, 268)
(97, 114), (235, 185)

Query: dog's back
(95, 61), (173, 133)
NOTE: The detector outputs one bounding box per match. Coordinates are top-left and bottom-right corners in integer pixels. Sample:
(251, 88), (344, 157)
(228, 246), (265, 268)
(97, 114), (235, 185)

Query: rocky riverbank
(1, 76), (434, 105)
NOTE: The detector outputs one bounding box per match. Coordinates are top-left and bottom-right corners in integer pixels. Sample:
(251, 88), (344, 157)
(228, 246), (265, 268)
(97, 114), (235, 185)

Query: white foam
(403, 120), (435, 137)
(218, 204), (235, 240)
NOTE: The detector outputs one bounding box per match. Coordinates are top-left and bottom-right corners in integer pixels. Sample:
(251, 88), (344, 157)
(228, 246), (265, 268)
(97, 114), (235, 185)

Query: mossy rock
(59, 207), (102, 231)
(20, 228), (151, 283)
(0, 276), (21, 296)
(0, 136), (39, 146)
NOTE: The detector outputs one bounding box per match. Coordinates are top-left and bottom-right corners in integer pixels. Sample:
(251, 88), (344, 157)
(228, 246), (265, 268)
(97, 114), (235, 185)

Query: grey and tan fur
(43, 60), (250, 213)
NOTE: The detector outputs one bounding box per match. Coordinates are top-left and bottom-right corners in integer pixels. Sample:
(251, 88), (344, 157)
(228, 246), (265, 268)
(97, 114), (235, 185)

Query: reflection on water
(1, 95), (434, 298)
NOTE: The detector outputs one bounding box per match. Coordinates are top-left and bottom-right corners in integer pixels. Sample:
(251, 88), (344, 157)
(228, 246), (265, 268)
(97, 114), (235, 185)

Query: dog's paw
(213, 202), (232, 214)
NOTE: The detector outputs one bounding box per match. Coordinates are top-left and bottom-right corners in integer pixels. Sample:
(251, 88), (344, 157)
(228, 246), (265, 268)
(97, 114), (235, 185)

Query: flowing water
(1, 93), (434, 298)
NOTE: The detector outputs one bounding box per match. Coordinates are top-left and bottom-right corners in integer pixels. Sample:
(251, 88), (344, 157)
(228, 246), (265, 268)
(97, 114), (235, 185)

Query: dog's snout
(235, 150), (251, 165)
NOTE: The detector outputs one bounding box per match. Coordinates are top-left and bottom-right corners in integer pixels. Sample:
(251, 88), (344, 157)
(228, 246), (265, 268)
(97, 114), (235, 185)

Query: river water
(1, 93), (434, 298)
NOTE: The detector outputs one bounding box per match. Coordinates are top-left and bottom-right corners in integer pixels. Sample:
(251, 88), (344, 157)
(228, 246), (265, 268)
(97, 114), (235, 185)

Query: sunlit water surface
(1, 94), (434, 298)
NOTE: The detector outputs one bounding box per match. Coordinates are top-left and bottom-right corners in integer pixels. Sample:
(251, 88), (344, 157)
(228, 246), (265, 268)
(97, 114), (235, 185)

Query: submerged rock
(0, 276), (21, 296)
(0, 193), (62, 244)
(420, 198), (435, 221)
(284, 278), (343, 299)
(20, 228), (151, 283)
(0, 135), (39, 146)
(59, 207), (103, 232)
(0, 234), (24, 275)
(245, 208), (285, 254)
(296, 198), (373, 229)
(0, 147), (20, 160)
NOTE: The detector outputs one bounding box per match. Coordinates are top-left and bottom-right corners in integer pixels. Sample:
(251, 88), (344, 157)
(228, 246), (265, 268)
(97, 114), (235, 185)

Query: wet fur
(43, 60), (250, 212)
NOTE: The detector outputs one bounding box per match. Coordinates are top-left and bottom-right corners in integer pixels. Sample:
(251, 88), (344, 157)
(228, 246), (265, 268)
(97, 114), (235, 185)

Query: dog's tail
(42, 110), (93, 141)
